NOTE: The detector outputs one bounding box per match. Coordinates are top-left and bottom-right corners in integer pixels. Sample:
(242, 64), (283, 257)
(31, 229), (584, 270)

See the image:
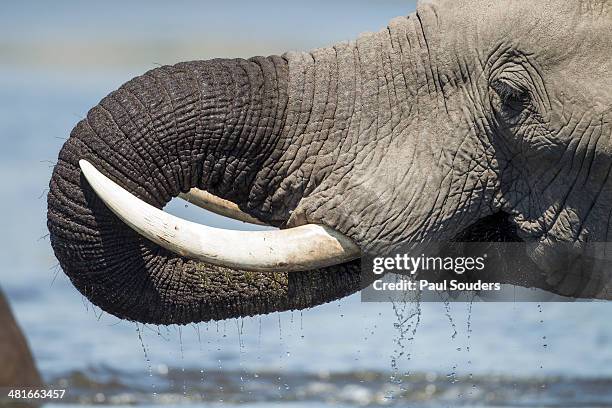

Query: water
(2, 2), (612, 406)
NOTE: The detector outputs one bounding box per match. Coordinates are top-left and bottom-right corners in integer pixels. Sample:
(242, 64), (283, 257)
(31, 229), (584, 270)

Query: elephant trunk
(48, 12), (438, 324)
(47, 57), (357, 325)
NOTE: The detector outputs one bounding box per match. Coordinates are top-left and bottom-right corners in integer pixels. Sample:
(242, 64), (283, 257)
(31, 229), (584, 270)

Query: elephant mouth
(451, 212), (523, 243)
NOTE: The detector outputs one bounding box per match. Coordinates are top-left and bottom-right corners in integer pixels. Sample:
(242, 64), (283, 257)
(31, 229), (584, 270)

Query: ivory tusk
(179, 189), (267, 225)
(79, 160), (360, 272)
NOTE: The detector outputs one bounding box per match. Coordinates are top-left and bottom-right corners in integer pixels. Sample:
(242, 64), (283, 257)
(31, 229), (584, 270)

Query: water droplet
(135, 324), (157, 399)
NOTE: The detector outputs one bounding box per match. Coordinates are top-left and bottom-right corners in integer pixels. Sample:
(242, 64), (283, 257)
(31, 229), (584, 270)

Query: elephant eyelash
(491, 79), (529, 104)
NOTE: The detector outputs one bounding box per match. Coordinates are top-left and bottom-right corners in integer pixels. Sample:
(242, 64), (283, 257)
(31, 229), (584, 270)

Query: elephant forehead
(422, 0), (610, 21)
(421, 0), (611, 61)
(547, 20), (611, 99)
(418, 0), (611, 110)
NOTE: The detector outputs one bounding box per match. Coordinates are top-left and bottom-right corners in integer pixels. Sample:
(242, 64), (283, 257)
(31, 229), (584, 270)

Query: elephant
(0, 289), (42, 388)
(47, 0), (611, 325)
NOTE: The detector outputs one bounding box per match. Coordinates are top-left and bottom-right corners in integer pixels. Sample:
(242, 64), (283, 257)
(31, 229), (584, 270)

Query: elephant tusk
(179, 188), (267, 225)
(78, 160), (361, 272)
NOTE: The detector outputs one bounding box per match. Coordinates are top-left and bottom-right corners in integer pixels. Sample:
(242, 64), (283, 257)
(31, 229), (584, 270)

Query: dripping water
(466, 292), (476, 397)
(258, 316), (262, 345)
(135, 324), (156, 399)
(215, 322), (225, 402)
(387, 278), (422, 401)
(178, 326), (187, 399)
(236, 318), (245, 350)
(436, 290), (461, 393)
(278, 313), (283, 341)
(194, 323), (206, 399)
(537, 303), (547, 391)
(440, 291), (458, 339)
(299, 311), (305, 340)
(237, 319), (245, 404)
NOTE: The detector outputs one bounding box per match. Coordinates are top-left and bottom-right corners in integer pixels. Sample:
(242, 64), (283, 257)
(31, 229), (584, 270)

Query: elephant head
(47, 0), (612, 324)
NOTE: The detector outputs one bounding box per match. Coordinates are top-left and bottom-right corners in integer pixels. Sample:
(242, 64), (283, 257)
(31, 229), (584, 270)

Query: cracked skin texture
(48, 0), (612, 324)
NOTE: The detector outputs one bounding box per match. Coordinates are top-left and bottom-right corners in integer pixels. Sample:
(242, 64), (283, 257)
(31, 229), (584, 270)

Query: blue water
(1, 2), (612, 406)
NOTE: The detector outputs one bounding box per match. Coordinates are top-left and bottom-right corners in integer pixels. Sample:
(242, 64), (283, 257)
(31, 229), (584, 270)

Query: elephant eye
(490, 79), (530, 116)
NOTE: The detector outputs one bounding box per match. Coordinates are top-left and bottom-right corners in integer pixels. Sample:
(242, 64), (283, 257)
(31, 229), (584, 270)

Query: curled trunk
(47, 57), (361, 324)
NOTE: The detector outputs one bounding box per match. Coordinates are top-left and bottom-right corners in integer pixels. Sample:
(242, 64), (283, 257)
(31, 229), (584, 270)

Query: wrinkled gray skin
(48, 0), (612, 324)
